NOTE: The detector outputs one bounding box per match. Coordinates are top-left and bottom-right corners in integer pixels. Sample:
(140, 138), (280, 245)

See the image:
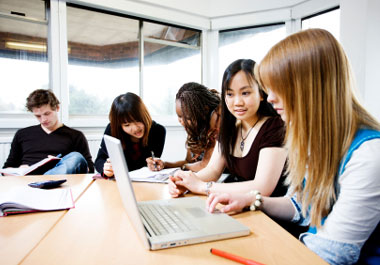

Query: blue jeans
(44, 152), (88, 175)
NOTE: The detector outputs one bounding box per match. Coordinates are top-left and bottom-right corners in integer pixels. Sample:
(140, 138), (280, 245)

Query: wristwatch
(205, 181), (215, 196)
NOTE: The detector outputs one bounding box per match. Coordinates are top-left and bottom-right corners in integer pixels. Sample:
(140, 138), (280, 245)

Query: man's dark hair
(26, 89), (60, 112)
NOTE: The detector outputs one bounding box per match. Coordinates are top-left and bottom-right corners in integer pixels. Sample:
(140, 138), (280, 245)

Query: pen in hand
(151, 151), (158, 170)
(210, 248), (265, 265)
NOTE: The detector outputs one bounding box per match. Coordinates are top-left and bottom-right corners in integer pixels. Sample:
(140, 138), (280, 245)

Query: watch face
(206, 181), (215, 196)
(207, 181), (214, 189)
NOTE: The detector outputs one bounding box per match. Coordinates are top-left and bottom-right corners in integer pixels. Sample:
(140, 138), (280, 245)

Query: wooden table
(0, 174), (94, 265)
(15, 178), (326, 265)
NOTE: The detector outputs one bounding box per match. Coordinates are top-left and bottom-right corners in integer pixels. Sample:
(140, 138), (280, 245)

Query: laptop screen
(104, 135), (151, 249)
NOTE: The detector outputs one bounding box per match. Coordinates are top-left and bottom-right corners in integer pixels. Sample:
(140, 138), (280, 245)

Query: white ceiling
(131, 0), (307, 18)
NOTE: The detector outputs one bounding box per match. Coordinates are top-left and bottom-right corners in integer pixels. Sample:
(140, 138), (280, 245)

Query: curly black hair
(176, 82), (221, 156)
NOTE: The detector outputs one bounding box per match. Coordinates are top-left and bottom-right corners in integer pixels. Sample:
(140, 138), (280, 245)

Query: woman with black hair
(169, 59), (287, 198)
(95, 92), (166, 177)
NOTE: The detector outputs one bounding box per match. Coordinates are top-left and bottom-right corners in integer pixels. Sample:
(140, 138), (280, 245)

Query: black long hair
(219, 59), (277, 169)
(109, 92), (152, 148)
(176, 82), (221, 156)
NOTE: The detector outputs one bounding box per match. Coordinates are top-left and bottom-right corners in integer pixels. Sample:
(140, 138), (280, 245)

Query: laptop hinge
(140, 214), (157, 237)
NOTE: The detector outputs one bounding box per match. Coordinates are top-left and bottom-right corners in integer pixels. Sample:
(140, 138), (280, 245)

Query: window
(143, 22), (201, 118)
(218, 24), (286, 87)
(302, 7), (340, 41)
(0, 0), (48, 114)
(66, 6), (201, 120)
(66, 6), (139, 116)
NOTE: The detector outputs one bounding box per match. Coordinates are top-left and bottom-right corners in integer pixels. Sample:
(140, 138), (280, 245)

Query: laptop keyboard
(138, 204), (196, 236)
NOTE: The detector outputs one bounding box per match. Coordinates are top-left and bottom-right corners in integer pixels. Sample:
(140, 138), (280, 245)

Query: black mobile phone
(28, 179), (67, 189)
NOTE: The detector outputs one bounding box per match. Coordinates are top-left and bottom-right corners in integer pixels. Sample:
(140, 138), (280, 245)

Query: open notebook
(104, 135), (250, 250)
(129, 167), (179, 183)
(0, 156), (61, 176)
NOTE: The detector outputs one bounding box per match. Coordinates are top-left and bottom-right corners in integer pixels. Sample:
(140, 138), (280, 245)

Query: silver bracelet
(249, 190), (262, 211)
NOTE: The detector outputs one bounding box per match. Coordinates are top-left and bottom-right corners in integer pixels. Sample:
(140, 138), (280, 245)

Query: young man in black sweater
(2, 89), (94, 175)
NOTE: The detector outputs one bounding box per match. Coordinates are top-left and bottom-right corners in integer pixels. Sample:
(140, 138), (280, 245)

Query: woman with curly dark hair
(146, 82), (221, 172)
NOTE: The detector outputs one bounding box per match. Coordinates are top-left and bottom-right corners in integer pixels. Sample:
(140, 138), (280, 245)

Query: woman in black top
(169, 59), (286, 197)
(95, 93), (166, 176)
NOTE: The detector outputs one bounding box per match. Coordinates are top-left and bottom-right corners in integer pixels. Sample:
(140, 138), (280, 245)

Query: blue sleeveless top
(308, 129), (380, 234)
(299, 129), (380, 264)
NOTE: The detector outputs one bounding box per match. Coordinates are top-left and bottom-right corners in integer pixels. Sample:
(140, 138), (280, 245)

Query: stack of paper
(0, 186), (74, 217)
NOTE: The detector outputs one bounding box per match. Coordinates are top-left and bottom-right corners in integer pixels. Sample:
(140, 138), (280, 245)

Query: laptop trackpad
(186, 207), (206, 218)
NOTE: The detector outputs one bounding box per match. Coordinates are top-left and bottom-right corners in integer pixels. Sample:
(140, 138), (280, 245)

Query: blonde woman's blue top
(288, 129), (380, 265)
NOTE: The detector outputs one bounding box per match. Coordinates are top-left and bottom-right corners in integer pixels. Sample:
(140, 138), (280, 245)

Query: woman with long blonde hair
(207, 29), (380, 264)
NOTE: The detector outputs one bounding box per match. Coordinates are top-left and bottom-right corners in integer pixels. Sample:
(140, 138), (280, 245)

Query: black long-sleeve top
(3, 125), (94, 172)
(94, 121), (166, 174)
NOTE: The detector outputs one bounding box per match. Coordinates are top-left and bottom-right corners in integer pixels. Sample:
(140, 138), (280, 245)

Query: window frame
(0, 1), (49, 128)
(301, 6), (340, 24)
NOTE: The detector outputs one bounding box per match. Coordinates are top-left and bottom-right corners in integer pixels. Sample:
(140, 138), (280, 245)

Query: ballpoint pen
(210, 248), (265, 265)
(151, 151), (158, 170)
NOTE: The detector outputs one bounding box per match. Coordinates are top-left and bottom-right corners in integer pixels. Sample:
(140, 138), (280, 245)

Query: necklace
(240, 118), (260, 151)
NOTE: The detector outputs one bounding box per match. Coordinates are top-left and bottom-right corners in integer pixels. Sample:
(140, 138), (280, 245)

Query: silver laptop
(104, 135), (250, 250)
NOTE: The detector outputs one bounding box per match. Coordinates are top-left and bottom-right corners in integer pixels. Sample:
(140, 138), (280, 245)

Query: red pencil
(210, 248), (265, 265)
